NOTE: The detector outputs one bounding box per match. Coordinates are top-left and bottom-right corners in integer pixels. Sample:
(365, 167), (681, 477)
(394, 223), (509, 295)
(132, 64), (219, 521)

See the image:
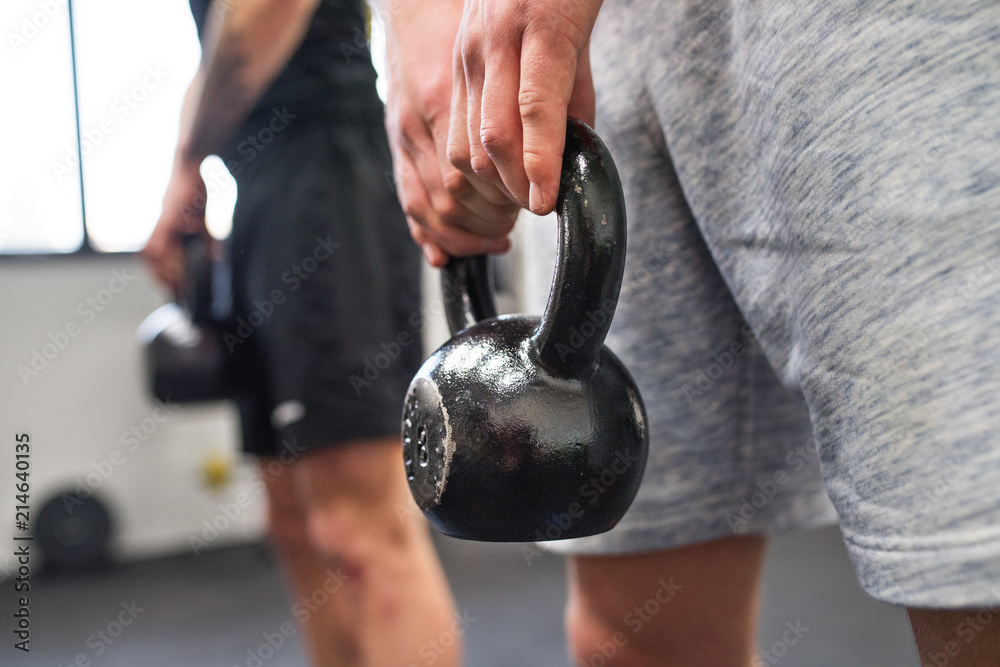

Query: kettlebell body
(138, 236), (236, 404)
(403, 119), (649, 542)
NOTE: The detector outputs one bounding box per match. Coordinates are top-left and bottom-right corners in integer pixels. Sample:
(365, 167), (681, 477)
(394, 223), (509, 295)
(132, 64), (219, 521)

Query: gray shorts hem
(846, 534), (1000, 608)
(539, 500), (839, 557)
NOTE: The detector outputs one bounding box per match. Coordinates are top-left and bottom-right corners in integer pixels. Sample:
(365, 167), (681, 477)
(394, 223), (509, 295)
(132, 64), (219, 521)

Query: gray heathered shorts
(531, 0), (1000, 607)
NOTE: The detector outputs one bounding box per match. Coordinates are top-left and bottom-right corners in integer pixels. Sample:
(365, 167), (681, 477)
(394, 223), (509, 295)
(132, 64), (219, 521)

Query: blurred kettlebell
(137, 234), (235, 403)
(402, 119), (649, 542)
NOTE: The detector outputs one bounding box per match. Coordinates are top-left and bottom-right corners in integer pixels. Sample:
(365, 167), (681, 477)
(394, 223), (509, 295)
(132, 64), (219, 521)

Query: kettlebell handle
(442, 254), (498, 334)
(442, 118), (626, 376)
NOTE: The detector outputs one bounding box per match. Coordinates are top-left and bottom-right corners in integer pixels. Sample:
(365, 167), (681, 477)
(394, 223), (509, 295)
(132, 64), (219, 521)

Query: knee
(264, 489), (312, 553)
(294, 440), (422, 570)
(303, 493), (412, 576)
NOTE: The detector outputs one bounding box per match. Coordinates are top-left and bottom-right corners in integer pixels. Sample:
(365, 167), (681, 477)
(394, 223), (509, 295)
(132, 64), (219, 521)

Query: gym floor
(20, 525), (919, 666)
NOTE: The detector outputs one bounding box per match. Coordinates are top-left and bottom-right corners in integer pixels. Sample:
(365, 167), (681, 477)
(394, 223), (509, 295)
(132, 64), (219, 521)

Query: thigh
(645, 0), (1000, 606)
(294, 437), (409, 512)
(229, 119), (422, 455)
(531, 1), (837, 560)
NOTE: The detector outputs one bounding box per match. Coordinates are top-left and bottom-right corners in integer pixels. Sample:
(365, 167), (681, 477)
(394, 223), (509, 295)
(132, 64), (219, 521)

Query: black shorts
(221, 112), (422, 457)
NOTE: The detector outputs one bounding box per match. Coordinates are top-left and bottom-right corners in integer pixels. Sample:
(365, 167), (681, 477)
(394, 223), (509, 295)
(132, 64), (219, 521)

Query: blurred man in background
(145, 1), (459, 664)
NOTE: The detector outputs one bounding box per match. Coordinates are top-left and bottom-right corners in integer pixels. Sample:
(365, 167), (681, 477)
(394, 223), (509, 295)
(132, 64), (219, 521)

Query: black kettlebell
(402, 119), (649, 542)
(137, 235), (235, 403)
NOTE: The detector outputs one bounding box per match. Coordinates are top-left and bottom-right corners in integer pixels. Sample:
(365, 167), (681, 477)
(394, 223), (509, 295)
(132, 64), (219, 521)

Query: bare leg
(566, 535), (767, 666)
(261, 436), (459, 666)
(262, 458), (361, 664)
(908, 606), (1000, 666)
(293, 437), (460, 667)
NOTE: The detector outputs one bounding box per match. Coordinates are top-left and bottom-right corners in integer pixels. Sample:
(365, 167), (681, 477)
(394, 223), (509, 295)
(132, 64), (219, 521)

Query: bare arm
(146, 0), (320, 291)
(179, 0), (321, 167)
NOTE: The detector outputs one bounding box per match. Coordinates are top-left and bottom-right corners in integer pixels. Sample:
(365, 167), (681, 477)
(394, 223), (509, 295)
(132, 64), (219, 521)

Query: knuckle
(400, 198), (422, 221)
(446, 142), (471, 173)
(518, 90), (550, 122)
(435, 197), (466, 226)
(460, 31), (483, 66)
(479, 124), (511, 158)
(521, 147), (549, 179)
(441, 169), (470, 198)
(468, 153), (496, 178)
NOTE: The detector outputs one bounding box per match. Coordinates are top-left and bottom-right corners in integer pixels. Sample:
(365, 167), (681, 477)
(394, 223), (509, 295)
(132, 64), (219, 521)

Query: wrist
(172, 140), (205, 178)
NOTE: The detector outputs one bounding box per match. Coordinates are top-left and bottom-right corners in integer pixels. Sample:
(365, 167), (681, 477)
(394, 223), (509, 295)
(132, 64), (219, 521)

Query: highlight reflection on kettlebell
(402, 119), (650, 543)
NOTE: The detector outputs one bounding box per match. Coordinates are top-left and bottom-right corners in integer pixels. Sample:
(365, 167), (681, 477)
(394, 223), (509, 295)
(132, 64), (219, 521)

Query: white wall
(0, 254), (262, 579)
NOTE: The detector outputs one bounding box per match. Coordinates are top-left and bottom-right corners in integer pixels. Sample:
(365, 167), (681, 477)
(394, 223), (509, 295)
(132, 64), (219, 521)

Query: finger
(397, 150), (512, 257)
(446, 33), (516, 210)
(519, 28), (581, 215)
(143, 222), (180, 292)
(403, 113), (517, 239)
(400, 110), (467, 224)
(406, 219), (449, 267)
(442, 68), (516, 211)
(480, 23), (529, 207)
(460, 3), (499, 188)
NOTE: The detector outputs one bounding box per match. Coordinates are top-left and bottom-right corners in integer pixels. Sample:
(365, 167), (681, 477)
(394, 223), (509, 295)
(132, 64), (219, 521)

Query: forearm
(373, 0), (462, 67)
(176, 0), (320, 168)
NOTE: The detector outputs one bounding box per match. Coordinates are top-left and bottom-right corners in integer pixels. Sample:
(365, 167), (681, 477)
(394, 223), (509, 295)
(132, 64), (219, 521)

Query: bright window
(72, 0), (201, 251)
(3, 1), (387, 254)
(0, 0), (207, 254)
(1, 0), (83, 253)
